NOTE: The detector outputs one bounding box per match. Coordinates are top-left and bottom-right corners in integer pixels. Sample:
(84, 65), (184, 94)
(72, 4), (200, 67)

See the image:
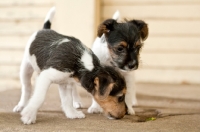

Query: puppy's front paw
(127, 107), (135, 115)
(20, 107), (37, 125)
(13, 105), (24, 113)
(73, 101), (82, 109)
(66, 110), (85, 119)
(87, 106), (103, 114)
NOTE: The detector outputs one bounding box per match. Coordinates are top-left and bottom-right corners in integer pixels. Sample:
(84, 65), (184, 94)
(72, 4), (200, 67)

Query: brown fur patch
(120, 41), (127, 48)
(97, 25), (109, 37)
(94, 77), (99, 91)
(122, 88), (126, 94)
(141, 24), (148, 40)
(135, 40), (141, 47)
(94, 94), (126, 119)
(73, 77), (79, 82)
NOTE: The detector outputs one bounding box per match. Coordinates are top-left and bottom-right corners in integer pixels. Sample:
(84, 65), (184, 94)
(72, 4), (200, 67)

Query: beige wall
(0, 0), (200, 92)
(101, 0), (200, 84)
(55, 0), (100, 47)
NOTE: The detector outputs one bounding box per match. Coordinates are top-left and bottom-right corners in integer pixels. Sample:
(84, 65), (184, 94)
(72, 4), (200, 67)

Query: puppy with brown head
(91, 66), (127, 119)
(13, 7), (127, 124)
(79, 65), (127, 119)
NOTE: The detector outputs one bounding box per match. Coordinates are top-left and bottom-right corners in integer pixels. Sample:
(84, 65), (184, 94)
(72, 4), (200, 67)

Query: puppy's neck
(92, 36), (110, 65)
(74, 67), (100, 93)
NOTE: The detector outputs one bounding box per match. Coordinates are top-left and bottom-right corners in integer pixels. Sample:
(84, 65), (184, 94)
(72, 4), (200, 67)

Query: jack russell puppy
(13, 7), (127, 124)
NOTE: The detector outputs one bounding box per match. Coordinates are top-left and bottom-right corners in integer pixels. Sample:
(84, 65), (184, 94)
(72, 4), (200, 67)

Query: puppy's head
(98, 18), (148, 71)
(92, 66), (127, 119)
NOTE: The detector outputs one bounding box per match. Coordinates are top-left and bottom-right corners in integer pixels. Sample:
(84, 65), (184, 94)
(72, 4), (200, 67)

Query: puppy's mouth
(110, 61), (137, 72)
(107, 112), (125, 120)
(107, 112), (116, 120)
(123, 65), (138, 71)
(110, 59), (139, 72)
(107, 116), (115, 120)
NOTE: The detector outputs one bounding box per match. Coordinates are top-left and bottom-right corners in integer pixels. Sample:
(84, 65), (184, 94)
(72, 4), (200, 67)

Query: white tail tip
(112, 10), (120, 20)
(44, 6), (56, 23)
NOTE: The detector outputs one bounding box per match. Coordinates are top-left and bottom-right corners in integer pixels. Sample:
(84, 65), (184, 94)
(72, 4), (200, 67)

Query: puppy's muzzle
(126, 60), (138, 70)
(107, 112), (125, 120)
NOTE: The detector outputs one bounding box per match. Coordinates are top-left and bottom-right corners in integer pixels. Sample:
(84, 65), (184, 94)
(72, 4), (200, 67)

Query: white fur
(44, 6), (55, 23)
(58, 38), (70, 45)
(81, 50), (94, 71)
(87, 97), (103, 114)
(112, 10), (120, 20)
(29, 55), (41, 73)
(51, 38), (70, 46)
(91, 36), (110, 65)
(72, 86), (82, 108)
(121, 71), (136, 115)
(59, 83), (85, 119)
(13, 32), (37, 113)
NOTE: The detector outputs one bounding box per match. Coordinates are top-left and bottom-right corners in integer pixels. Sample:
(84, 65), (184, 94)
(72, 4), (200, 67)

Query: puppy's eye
(118, 95), (125, 102)
(117, 46), (124, 52)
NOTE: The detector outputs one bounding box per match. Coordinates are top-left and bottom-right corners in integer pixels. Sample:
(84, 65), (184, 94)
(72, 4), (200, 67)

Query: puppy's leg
(13, 60), (33, 112)
(72, 86), (82, 109)
(21, 70), (51, 124)
(124, 72), (136, 115)
(131, 81), (138, 106)
(87, 97), (103, 114)
(125, 90), (135, 115)
(59, 83), (85, 119)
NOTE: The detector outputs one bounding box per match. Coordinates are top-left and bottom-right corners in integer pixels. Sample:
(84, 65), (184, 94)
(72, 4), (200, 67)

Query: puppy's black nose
(128, 61), (136, 69)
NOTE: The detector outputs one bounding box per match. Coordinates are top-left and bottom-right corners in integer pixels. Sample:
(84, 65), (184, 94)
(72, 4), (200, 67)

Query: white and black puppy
(13, 7), (127, 124)
(74, 11), (149, 115)
(92, 12), (148, 114)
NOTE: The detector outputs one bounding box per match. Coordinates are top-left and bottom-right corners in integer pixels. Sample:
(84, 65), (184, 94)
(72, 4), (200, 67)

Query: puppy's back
(29, 29), (86, 71)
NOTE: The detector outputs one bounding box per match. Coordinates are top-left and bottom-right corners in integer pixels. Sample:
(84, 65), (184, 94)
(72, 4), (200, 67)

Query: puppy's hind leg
(72, 85), (82, 109)
(13, 60), (33, 113)
(59, 83), (85, 119)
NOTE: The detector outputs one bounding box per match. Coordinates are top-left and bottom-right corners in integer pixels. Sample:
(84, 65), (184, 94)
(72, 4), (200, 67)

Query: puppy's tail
(43, 7), (56, 29)
(112, 10), (120, 20)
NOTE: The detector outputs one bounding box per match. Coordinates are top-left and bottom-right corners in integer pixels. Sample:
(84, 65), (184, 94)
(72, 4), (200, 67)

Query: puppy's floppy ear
(130, 20), (148, 41)
(97, 19), (117, 37)
(94, 75), (114, 100)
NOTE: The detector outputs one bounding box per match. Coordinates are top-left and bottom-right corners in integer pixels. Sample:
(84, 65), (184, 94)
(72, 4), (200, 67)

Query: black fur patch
(105, 66), (126, 96)
(43, 20), (51, 29)
(29, 29), (126, 95)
